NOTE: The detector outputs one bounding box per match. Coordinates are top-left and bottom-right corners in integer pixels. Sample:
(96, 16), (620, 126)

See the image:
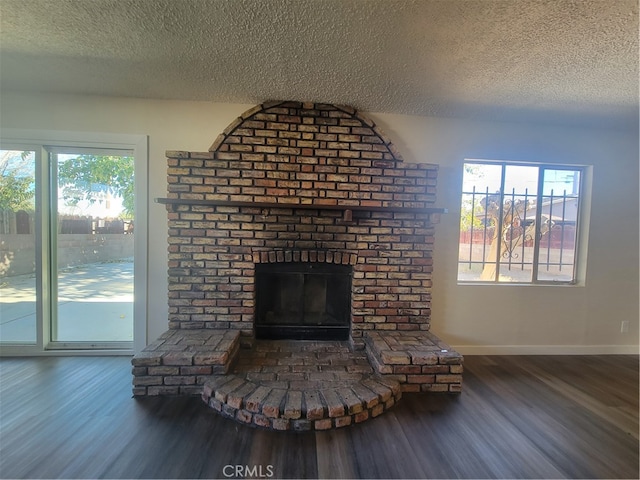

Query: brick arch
(208, 101), (404, 163)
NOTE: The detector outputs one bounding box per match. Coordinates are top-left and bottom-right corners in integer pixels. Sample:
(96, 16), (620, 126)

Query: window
(458, 160), (586, 284)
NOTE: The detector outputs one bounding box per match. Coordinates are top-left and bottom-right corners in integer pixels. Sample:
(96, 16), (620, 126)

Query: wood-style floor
(0, 355), (637, 479)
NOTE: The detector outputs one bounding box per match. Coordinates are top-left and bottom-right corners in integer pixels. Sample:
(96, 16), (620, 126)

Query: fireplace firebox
(255, 262), (352, 341)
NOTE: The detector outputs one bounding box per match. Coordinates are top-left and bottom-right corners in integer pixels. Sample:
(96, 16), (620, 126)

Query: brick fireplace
(132, 101), (463, 430)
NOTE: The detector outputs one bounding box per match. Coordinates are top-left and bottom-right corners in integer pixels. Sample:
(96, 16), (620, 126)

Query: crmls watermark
(222, 464), (275, 478)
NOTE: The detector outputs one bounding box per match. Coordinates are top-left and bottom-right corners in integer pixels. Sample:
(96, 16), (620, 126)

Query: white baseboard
(452, 345), (640, 355)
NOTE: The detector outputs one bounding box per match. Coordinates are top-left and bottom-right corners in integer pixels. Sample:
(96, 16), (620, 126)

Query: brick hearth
(132, 329), (461, 430)
(132, 101), (463, 430)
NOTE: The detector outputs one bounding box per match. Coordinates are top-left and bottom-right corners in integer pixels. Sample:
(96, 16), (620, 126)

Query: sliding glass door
(50, 150), (134, 347)
(0, 149), (37, 344)
(0, 133), (144, 353)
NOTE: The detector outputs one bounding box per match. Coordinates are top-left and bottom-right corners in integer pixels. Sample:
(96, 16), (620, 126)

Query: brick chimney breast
(164, 101), (440, 347)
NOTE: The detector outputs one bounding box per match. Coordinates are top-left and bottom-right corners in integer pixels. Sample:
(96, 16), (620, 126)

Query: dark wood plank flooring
(0, 355), (637, 479)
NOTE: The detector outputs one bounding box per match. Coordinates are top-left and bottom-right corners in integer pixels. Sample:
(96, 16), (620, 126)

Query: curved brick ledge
(199, 339), (403, 431)
(201, 372), (402, 431)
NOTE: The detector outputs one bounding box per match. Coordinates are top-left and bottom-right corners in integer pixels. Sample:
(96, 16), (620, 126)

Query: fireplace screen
(255, 262), (352, 340)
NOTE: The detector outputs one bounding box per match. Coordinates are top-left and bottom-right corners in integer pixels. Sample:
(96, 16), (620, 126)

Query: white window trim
(0, 129), (148, 355)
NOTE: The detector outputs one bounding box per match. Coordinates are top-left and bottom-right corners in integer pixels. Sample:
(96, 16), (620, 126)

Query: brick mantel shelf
(155, 197), (447, 223)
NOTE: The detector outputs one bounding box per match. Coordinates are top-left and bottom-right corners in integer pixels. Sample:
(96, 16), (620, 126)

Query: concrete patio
(0, 260), (133, 344)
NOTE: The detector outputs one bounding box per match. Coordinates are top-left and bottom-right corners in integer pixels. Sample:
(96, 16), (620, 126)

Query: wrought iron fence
(458, 186), (579, 282)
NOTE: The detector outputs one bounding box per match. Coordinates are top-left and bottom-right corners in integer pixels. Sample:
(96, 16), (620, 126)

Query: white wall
(2, 92), (637, 354)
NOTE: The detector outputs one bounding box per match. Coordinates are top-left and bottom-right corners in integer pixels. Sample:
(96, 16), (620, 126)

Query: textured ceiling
(0, 0), (637, 127)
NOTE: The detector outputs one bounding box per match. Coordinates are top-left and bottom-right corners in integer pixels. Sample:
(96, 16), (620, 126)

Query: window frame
(458, 159), (590, 286)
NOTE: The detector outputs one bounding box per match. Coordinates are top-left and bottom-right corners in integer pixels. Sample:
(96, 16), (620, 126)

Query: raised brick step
(202, 373), (401, 431)
(131, 329), (240, 396)
(200, 340), (402, 431)
(364, 331), (463, 393)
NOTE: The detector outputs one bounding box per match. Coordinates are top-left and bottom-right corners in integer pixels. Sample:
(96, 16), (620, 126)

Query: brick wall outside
(164, 101), (440, 345)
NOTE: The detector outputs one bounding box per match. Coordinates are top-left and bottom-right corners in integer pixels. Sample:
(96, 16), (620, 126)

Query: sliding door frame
(0, 129), (148, 355)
